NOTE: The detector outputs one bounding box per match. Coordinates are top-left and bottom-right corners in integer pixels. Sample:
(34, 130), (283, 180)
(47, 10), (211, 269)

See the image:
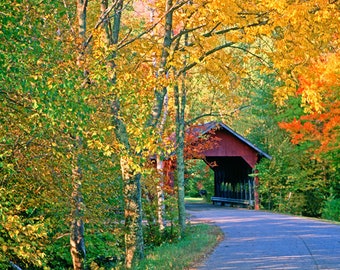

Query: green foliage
(185, 160), (214, 200)
(256, 147), (328, 217)
(0, 188), (49, 269)
(44, 230), (125, 270)
(45, 236), (72, 270)
(142, 174), (181, 248)
(86, 232), (124, 269)
(0, 0), (124, 267)
(322, 198), (340, 222)
(143, 223), (181, 251)
(162, 196), (181, 241)
(234, 72), (335, 218)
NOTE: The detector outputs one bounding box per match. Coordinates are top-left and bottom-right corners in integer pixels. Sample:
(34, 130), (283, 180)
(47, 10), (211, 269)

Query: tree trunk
(145, 0), (173, 231)
(70, 0), (88, 268)
(155, 91), (169, 230)
(174, 80), (186, 236)
(98, 0), (145, 266)
(120, 157), (144, 268)
(76, 0), (88, 69)
(156, 156), (165, 230)
(176, 131), (186, 236)
(9, 262), (22, 270)
(146, 0), (173, 128)
(174, 26), (189, 234)
(70, 147), (86, 270)
(111, 100), (144, 268)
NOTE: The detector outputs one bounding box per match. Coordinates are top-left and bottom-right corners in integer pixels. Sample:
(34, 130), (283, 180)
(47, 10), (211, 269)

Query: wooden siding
(202, 130), (259, 168)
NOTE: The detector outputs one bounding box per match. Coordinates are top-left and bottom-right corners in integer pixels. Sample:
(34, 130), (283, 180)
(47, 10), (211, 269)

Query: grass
(132, 224), (223, 270)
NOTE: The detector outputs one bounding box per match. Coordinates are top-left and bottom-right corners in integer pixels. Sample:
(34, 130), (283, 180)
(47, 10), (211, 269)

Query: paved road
(186, 203), (340, 270)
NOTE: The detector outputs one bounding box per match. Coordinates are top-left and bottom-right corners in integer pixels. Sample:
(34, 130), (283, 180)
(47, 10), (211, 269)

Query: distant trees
(278, 51), (340, 218)
(234, 67), (339, 218)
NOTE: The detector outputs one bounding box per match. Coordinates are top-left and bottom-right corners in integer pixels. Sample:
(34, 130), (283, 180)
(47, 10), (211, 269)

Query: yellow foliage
(1, 197), (47, 267)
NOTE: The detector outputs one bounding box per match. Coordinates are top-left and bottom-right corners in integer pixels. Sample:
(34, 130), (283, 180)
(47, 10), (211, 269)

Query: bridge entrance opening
(206, 156), (254, 207)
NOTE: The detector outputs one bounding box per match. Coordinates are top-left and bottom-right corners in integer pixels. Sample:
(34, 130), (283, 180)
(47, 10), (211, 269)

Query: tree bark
(155, 91), (169, 230)
(156, 155), (165, 230)
(120, 156), (144, 268)
(9, 262), (22, 270)
(76, 0), (88, 69)
(174, 79), (187, 236)
(111, 100), (144, 269)
(145, 0), (173, 231)
(99, 0), (145, 266)
(70, 1), (88, 269)
(70, 144), (86, 270)
(146, 0), (173, 128)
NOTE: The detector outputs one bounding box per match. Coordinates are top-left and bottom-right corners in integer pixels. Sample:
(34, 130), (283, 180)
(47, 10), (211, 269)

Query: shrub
(322, 198), (340, 222)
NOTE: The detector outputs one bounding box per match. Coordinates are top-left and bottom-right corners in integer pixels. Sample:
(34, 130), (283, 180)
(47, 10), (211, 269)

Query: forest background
(0, 0), (339, 269)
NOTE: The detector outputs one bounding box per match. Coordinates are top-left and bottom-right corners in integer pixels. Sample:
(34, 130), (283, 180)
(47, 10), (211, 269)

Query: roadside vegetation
(132, 224), (223, 270)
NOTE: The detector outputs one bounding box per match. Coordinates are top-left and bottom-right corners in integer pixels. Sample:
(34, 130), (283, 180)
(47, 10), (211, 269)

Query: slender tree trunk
(70, 1), (88, 269)
(156, 155), (165, 230)
(174, 30), (189, 236)
(70, 140), (86, 269)
(99, 0), (144, 266)
(174, 79), (187, 236)
(70, 188), (86, 270)
(146, 0), (173, 128)
(9, 262), (22, 270)
(155, 91), (169, 230)
(146, 0), (173, 231)
(111, 100), (144, 268)
(76, 0), (88, 69)
(120, 156), (144, 268)
(176, 131), (186, 236)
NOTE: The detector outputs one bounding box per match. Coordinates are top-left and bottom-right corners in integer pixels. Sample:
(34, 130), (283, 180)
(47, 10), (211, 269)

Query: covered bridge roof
(191, 121), (271, 167)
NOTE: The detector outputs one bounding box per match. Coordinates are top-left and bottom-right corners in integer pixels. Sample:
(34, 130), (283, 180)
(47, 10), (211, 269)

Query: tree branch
(177, 41), (235, 76)
(83, 0), (119, 48)
(118, 0), (188, 51)
(203, 18), (269, 38)
(9, 262), (22, 270)
(172, 24), (207, 42)
(186, 105), (251, 126)
(229, 44), (272, 67)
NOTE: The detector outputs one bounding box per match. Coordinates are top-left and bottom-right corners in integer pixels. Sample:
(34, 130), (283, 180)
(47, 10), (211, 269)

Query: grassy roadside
(132, 223), (223, 270)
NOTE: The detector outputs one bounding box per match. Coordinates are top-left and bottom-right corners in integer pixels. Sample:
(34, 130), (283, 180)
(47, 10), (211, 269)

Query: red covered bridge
(196, 122), (271, 209)
(163, 122), (271, 210)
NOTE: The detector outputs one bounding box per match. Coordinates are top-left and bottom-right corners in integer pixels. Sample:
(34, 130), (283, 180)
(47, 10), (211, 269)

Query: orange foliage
(184, 127), (221, 159)
(279, 52), (340, 154)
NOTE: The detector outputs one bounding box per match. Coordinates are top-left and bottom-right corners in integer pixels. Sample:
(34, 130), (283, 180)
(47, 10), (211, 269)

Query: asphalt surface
(186, 203), (340, 270)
